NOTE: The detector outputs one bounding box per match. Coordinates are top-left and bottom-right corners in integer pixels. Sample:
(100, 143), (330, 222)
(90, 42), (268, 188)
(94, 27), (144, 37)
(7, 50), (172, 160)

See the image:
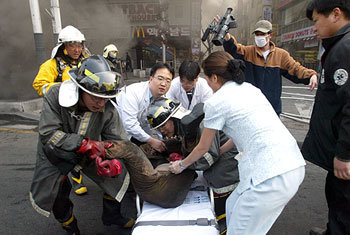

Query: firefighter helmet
(147, 98), (190, 129)
(51, 25), (86, 59)
(103, 44), (119, 59)
(67, 54), (121, 98)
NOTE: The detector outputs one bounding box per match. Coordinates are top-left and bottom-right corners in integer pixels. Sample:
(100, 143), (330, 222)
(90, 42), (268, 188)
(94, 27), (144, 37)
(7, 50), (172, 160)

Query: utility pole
(29, 0), (46, 67)
(50, 0), (62, 44)
(159, 0), (169, 64)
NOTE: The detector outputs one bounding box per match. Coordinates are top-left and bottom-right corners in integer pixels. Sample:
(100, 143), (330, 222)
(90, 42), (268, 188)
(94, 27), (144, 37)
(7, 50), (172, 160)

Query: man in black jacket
(302, 1), (350, 234)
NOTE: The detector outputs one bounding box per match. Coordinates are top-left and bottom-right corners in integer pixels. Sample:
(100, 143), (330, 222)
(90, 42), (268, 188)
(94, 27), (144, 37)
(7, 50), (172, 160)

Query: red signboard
(276, 0), (294, 9)
(281, 26), (316, 42)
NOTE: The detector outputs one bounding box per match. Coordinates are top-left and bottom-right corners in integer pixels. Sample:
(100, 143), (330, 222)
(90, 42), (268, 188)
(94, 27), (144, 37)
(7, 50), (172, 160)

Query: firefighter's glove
(77, 138), (113, 160)
(95, 157), (122, 177)
(169, 153), (183, 162)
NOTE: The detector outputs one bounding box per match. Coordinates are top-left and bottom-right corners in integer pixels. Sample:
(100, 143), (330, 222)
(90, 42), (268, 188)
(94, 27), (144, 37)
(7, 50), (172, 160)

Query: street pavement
(0, 75), (328, 234)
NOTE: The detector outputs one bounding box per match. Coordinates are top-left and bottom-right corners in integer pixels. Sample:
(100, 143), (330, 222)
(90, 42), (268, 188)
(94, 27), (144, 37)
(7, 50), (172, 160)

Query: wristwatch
(179, 160), (186, 170)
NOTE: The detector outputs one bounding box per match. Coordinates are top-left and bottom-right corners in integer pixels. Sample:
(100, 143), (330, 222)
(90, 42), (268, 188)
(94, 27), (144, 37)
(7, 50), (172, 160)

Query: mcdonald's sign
(132, 26), (145, 38)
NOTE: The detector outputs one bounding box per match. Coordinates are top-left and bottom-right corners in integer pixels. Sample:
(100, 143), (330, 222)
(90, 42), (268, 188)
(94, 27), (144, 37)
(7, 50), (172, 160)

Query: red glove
(76, 138), (113, 160)
(169, 153), (183, 162)
(95, 157), (122, 177)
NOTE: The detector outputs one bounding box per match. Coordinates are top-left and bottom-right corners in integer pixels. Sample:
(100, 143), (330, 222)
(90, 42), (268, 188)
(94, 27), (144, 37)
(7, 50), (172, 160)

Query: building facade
(275, 0), (319, 71)
(102, 0), (202, 71)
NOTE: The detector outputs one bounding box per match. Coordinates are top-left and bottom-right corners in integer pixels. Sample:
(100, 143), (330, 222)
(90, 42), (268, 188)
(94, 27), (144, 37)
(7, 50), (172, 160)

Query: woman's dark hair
(150, 62), (175, 79)
(201, 51), (245, 84)
(306, 0), (350, 20)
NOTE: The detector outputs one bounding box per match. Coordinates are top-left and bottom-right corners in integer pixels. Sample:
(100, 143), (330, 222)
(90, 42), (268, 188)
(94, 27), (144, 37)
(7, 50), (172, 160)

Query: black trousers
(325, 172), (350, 235)
(52, 176), (125, 226)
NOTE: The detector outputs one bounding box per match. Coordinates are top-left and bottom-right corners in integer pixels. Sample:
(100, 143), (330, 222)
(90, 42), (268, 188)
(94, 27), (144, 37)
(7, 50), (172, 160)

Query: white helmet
(103, 44), (119, 59)
(51, 25), (85, 59)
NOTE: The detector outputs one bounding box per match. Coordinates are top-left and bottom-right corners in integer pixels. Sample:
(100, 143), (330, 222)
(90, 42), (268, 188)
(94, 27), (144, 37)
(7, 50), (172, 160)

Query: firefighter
(29, 55), (134, 234)
(32, 25), (90, 196)
(103, 44), (121, 72)
(147, 98), (239, 235)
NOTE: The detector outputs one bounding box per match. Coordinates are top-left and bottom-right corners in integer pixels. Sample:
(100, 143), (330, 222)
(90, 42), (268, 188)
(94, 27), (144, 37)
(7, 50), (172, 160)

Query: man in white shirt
(166, 60), (212, 110)
(116, 63), (174, 152)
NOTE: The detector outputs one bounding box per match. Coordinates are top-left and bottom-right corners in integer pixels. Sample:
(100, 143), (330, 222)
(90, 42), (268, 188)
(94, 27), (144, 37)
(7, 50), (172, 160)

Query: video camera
(201, 8), (237, 46)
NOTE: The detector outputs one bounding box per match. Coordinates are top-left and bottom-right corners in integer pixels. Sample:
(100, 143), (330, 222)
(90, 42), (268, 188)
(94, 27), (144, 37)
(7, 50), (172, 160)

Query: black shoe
(217, 215), (227, 235)
(102, 195), (135, 228)
(310, 227), (326, 235)
(103, 217), (135, 228)
(71, 173), (87, 196)
(61, 217), (80, 235)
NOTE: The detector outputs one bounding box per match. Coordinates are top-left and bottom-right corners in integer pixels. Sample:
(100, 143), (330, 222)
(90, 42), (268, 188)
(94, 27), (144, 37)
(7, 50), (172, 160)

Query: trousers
(226, 166), (305, 235)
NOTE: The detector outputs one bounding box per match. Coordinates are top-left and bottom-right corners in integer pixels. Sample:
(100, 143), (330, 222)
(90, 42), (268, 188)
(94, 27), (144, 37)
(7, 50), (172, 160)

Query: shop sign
(135, 26), (191, 37)
(262, 6), (272, 21)
(169, 26), (190, 37)
(119, 3), (161, 22)
(281, 26), (316, 42)
(276, 0), (295, 9)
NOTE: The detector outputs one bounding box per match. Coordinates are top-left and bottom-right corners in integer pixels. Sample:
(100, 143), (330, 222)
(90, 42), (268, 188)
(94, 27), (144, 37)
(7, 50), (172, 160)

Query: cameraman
(221, 19), (318, 115)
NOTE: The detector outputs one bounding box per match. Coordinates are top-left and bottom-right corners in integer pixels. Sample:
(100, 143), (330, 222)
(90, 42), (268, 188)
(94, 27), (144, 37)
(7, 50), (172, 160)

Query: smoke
(201, 0), (237, 30)
(0, 0), (134, 100)
(200, 0), (238, 55)
(59, 0), (134, 57)
(0, 0), (52, 100)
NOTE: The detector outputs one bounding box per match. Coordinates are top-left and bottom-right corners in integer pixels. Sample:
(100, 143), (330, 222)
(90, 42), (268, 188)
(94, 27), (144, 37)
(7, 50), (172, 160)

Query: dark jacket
(302, 24), (350, 171)
(29, 84), (130, 217)
(223, 35), (316, 114)
(176, 120), (239, 194)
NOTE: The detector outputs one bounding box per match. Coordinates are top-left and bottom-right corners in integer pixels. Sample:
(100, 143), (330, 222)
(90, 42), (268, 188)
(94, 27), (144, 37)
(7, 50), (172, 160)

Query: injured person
(103, 140), (196, 208)
(145, 98), (239, 235)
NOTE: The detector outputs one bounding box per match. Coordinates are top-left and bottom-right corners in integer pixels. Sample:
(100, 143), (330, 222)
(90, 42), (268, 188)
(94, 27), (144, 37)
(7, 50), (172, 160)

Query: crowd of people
(29, 0), (350, 234)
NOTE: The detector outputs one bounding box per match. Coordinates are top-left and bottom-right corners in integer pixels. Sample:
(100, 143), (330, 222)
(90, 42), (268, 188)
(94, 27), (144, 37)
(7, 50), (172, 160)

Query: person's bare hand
(147, 137), (166, 153)
(334, 157), (350, 180)
(308, 74), (318, 91)
(169, 160), (184, 174)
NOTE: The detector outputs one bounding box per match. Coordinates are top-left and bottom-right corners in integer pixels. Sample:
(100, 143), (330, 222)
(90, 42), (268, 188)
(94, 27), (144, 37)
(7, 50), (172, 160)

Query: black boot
(102, 194), (135, 228)
(70, 169), (87, 196)
(214, 191), (232, 235)
(59, 214), (80, 235)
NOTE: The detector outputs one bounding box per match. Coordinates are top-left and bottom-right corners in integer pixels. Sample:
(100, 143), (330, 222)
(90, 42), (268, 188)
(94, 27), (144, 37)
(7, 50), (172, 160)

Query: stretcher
(132, 171), (219, 235)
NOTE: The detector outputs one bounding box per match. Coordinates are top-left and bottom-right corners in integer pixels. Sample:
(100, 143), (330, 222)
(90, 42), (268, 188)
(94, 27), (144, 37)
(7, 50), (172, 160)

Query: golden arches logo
(132, 27), (145, 38)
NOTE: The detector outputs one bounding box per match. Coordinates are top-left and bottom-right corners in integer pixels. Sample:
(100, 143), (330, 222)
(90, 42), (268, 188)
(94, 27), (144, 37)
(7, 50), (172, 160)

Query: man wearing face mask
(223, 20), (318, 115)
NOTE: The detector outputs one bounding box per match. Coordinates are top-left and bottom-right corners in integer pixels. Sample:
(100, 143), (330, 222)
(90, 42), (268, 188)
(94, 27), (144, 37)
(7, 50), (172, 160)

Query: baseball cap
(253, 20), (272, 34)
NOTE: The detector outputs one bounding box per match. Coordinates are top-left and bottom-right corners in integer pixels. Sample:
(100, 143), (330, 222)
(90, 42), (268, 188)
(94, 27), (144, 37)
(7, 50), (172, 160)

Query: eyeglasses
(154, 75), (172, 84)
(66, 43), (84, 49)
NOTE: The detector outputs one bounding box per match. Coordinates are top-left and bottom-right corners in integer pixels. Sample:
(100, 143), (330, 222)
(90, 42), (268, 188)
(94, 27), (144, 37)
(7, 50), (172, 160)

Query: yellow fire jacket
(32, 58), (78, 96)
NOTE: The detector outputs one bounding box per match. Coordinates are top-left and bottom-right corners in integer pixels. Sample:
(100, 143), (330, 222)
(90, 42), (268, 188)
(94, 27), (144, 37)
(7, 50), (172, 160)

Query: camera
(202, 8), (237, 46)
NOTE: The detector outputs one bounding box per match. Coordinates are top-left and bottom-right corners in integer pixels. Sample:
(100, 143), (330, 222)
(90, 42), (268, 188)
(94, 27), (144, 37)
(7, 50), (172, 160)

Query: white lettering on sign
(281, 26), (316, 42)
(119, 3), (160, 22)
(169, 26), (190, 37)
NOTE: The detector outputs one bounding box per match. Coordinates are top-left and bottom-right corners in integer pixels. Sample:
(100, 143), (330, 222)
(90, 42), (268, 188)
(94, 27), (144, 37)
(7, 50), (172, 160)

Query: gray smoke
(59, 0), (134, 56)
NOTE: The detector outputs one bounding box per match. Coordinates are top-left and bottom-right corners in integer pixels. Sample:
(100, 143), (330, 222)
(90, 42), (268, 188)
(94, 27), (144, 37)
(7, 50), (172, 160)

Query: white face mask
(109, 51), (118, 59)
(255, 36), (268, 47)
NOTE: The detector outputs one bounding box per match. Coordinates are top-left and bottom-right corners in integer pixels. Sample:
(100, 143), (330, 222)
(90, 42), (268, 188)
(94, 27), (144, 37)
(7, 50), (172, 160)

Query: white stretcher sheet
(132, 172), (219, 235)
